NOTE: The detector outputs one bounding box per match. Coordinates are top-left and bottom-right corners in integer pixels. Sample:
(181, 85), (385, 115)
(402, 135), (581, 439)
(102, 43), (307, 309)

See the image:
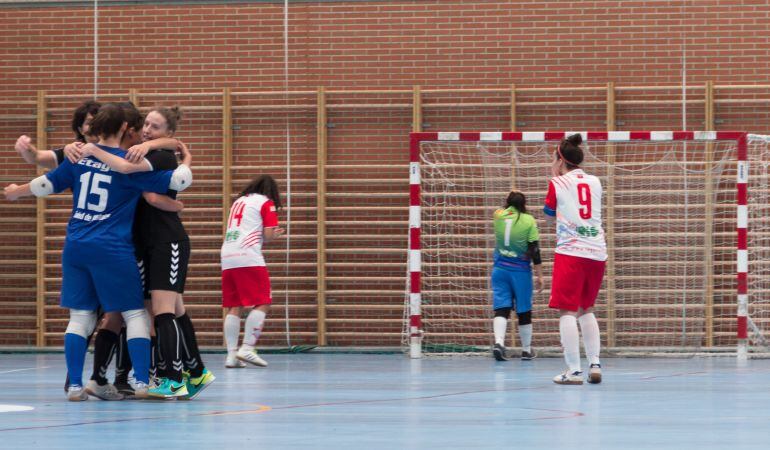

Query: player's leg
(578, 258), (607, 384)
(60, 248), (99, 400)
(222, 268), (245, 368)
(491, 267), (513, 361)
(174, 296), (215, 400)
(235, 267), (272, 367)
(549, 254), (584, 385)
(148, 289), (187, 398)
(85, 312), (124, 400)
(511, 269), (535, 360)
(113, 326), (134, 397)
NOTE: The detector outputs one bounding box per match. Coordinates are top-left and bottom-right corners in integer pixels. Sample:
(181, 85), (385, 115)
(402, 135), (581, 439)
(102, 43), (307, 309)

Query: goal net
(404, 131), (761, 357)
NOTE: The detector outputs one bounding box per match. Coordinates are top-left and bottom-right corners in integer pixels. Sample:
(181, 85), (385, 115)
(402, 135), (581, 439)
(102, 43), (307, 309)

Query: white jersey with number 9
(543, 169), (607, 262)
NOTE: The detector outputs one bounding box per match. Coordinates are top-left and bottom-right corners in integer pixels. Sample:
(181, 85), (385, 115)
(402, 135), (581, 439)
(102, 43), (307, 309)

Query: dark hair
(557, 133), (584, 169)
(119, 101), (143, 131)
(71, 100), (101, 142)
(504, 191), (527, 213)
(88, 103), (126, 139)
(239, 175), (282, 209)
(150, 106), (182, 134)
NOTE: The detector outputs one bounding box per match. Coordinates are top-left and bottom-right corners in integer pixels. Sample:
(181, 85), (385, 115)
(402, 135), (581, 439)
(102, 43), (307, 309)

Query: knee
(122, 308), (151, 340)
(65, 309), (97, 338)
(494, 308), (511, 320)
(517, 311), (532, 326)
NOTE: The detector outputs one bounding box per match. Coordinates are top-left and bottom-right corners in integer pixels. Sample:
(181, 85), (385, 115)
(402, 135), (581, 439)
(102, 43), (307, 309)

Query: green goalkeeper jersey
(493, 207), (539, 271)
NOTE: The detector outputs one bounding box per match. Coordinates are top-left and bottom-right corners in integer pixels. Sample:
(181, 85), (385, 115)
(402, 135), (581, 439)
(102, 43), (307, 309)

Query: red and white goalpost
(406, 131), (754, 359)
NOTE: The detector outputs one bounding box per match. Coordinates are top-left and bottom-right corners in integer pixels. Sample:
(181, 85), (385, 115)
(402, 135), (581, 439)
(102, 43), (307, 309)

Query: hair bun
(566, 133), (583, 146)
(170, 106), (182, 122)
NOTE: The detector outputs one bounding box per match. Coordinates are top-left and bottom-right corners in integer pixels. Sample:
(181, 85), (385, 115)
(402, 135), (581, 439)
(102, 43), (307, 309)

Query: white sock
(559, 315), (581, 373)
(493, 316), (507, 346)
(242, 309), (266, 350)
(518, 324), (532, 353)
(224, 314), (240, 356)
(578, 313), (601, 366)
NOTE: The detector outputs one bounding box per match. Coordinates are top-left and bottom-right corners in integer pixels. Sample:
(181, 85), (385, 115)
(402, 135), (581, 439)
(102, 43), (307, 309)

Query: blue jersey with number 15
(44, 144), (174, 252)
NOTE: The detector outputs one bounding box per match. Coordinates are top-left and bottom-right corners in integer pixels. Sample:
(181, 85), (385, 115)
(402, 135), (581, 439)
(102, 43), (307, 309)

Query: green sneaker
(180, 368), (215, 401)
(147, 377), (188, 399)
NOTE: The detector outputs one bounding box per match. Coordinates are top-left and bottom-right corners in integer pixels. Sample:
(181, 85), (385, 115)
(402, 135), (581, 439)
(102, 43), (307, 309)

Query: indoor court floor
(0, 353), (767, 449)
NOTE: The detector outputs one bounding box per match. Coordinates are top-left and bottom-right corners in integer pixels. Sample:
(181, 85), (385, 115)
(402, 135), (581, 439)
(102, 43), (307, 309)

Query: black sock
(113, 327), (132, 385)
(155, 313), (183, 383)
(90, 329), (119, 386)
(150, 335), (158, 381)
(177, 313), (205, 378)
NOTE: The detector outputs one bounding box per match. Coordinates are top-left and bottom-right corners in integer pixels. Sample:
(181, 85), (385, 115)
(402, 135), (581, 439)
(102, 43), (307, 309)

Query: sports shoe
(521, 350), (537, 360)
(237, 348), (268, 367)
(225, 355), (246, 368)
(85, 380), (124, 401)
(180, 368), (216, 401)
(553, 370), (584, 385)
(492, 343), (508, 361)
(114, 380), (135, 398)
(133, 381), (150, 399)
(148, 377), (189, 399)
(67, 385), (89, 402)
(588, 363), (602, 384)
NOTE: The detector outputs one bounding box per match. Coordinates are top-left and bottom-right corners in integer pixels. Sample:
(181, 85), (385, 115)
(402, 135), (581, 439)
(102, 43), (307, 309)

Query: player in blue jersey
(490, 191), (543, 361)
(4, 103), (193, 401)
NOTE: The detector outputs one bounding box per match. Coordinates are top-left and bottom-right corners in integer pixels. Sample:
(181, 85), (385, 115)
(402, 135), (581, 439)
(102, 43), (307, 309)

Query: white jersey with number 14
(544, 169), (607, 262)
(220, 193), (279, 270)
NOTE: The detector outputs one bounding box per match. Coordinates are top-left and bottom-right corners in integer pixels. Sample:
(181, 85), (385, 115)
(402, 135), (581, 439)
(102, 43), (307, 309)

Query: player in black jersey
(80, 106), (214, 399)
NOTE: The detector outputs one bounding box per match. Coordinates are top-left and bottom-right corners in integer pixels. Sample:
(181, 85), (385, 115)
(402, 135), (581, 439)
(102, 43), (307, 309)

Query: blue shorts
(60, 242), (144, 313)
(491, 266), (533, 313)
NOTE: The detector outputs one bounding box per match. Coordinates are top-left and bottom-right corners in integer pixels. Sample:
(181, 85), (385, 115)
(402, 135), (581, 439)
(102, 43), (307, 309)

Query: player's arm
(128, 165), (193, 194)
(4, 161), (73, 201)
(527, 219), (544, 293)
(143, 192), (184, 212)
(260, 200), (284, 244)
(80, 143), (152, 174)
(543, 180), (557, 224)
(14, 135), (59, 170)
(125, 137), (179, 163)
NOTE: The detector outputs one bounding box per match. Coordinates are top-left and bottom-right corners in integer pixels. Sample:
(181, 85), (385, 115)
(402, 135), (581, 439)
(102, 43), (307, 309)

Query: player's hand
(126, 142), (150, 163)
(536, 275), (544, 293)
(78, 143), (98, 158)
(64, 142), (85, 163)
(3, 184), (20, 201)
(14, 135), (36, 155)
(274, 227), (286, 238)
(177, 141), (191, 164)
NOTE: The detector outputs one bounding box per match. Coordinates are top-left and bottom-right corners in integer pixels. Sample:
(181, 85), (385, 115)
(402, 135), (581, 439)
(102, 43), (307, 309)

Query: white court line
(0, 366), (50, 375)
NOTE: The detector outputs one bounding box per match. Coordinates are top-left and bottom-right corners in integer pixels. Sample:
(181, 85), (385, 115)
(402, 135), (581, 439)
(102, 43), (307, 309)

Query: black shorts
(136, 240), (190, 299)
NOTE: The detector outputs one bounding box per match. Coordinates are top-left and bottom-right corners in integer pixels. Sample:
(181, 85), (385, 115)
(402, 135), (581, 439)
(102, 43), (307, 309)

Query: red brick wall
(1, 1), (769, 347)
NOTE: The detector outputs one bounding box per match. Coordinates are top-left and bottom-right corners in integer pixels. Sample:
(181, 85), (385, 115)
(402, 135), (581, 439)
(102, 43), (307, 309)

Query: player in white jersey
(221, 175), (284, 368)
(543, 134), (607, 385)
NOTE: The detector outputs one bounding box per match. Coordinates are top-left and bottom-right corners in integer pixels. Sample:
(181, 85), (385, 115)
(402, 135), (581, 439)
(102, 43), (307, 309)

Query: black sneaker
(521, 350), (537, 360)
(587, 363), (602, 384)
(114, 380), (136, 398)
(492, 343), (509, 361)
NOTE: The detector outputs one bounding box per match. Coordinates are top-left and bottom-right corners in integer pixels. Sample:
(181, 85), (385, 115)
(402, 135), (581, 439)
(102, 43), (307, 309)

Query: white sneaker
(236, 348), (268, 367)
(133, 381), (149, 399)
(85, 380), (124, 401)
(225, 355), (246, 368)
(553, 370), (584, 385)
(588, 363), (602, 384)
(67, 385), (89, 402)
